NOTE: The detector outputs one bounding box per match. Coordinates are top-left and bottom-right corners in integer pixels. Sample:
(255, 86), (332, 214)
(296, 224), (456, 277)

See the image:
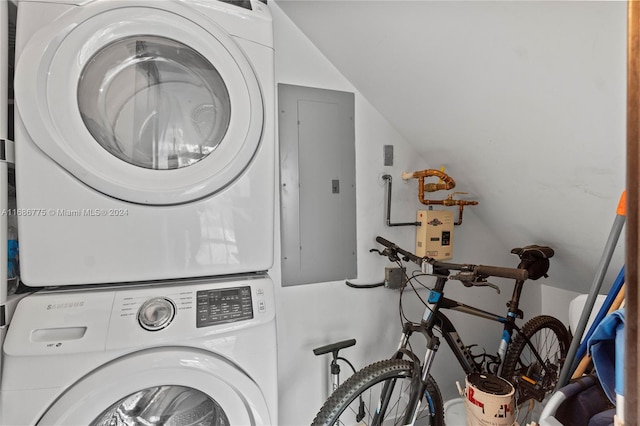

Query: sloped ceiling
(277, 0), (627, 291)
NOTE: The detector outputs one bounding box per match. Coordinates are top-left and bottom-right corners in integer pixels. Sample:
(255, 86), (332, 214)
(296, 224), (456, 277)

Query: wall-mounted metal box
(278, 84), (357, 286)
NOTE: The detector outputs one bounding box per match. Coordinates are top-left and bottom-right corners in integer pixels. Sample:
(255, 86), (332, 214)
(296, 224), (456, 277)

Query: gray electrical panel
(278, 84), (357, 286)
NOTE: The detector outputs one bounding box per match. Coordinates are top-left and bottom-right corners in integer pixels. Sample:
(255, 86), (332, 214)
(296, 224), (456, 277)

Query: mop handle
(556, 191), (626, 389)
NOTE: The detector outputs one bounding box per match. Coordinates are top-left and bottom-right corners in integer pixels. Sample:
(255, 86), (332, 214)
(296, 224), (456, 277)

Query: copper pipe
(627, 0), (640, 422)
(415, 198), (479, 207)
(456, 205), (465, 226)
(402, 169), (456, 194)
(402, 169), (478, 225)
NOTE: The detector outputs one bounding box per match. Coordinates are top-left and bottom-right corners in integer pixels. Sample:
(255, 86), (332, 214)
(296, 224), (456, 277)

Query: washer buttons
(138, 297), (176, 331)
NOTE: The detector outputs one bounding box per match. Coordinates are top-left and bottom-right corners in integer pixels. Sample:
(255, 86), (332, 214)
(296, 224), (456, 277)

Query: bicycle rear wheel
(501, 315), (570, 407)
(311, 359), (444, 426)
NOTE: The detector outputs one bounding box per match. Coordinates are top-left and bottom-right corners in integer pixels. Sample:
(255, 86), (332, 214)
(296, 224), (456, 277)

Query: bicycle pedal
(517, 375), (546, 402)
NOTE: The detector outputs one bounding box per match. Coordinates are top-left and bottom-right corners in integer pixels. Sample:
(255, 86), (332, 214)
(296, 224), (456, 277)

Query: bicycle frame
(383, 274), (553, 425)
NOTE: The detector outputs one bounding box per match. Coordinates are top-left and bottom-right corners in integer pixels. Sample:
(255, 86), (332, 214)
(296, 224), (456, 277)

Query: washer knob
(138, 297), (176, 331)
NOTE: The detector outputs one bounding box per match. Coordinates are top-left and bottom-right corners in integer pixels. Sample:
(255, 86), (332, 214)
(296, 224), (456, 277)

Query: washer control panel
(196, 286), (253, 328)
(5, 277), (275, 354)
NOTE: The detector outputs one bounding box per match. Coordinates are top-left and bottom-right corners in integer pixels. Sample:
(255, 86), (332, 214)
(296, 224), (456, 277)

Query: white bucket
(461, 373), (516, 426)
(444, 398), (467, 424)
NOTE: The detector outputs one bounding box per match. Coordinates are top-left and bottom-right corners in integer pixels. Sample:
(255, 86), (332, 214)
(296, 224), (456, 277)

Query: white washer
(13, 0), (275, 286)
(1, 275), (278, 425)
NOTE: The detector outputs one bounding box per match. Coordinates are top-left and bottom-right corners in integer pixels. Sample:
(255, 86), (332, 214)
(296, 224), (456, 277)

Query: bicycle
(311, 236), (571, 426)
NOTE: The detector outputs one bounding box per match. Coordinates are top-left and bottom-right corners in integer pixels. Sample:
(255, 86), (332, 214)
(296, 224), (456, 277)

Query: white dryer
(13, 0), (275, 286)
(1, 275), (278, 425)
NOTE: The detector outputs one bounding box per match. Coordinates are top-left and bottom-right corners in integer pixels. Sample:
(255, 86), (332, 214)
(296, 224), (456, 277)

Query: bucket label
(464, 375), (515, 426)
(468, 388), (485, 411)
(468, 388), (512, 416)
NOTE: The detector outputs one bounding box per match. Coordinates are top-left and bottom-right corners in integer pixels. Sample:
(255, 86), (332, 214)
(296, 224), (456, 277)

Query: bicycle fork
(371, 331), (440, 426)
(375, 278), (447, 426)
(405, 338), (439, 425)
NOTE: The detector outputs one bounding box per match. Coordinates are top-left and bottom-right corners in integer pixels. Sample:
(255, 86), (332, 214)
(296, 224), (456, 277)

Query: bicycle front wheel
(501, 315), (570, 405)
(311, 359), (444, 426)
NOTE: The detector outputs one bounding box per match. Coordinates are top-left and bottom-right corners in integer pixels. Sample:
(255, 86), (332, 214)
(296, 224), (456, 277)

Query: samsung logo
(46, 301), (85, 310)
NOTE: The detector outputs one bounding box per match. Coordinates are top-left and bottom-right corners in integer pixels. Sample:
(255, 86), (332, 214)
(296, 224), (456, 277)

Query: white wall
(271, 4), (426, 423)
(271, 3), (539, 423)
(272, 1), (628, 424)
(277, 0), (627, 297)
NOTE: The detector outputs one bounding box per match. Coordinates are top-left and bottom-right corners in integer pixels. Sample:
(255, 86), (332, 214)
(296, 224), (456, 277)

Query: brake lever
(369, 247), (400, 262)
(451, 273), (501, 294)
(473, 280), (501, 294)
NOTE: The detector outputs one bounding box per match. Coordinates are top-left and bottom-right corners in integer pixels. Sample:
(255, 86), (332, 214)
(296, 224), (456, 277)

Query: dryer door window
(14, 4), (266, 205)
(91, 385), (230, 426)
(78, 36), (232, 171)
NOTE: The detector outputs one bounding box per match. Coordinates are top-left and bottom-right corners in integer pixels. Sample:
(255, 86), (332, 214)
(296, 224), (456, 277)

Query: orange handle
(617, 191), (626, 216)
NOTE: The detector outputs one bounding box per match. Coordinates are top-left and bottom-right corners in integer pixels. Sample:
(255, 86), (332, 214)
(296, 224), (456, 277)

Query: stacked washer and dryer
(1, 0), (278, 425)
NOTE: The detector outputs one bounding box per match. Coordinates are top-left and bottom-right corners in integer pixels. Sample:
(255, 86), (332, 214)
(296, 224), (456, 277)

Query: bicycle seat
(511, 245), (554, 259)
(511, 245), (554, 280)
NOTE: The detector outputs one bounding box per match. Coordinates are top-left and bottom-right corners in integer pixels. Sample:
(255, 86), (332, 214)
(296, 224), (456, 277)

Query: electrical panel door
(278, 84), (357, 286)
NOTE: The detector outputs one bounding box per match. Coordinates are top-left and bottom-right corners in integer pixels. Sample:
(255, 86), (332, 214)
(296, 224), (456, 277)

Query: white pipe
(616, 394), (624, 424)
(538, 391), (567, 421)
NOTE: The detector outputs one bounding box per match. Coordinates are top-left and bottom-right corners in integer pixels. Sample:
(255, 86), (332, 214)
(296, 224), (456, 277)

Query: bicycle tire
(311, 359), (444, 426)
(501, 315), (571, 406)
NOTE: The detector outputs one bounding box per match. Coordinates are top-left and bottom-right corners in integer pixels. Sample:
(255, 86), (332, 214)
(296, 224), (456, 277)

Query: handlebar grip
(475, 265), (528, 281)
(376, 236), (395, 248)
(376, 236), (424, 265)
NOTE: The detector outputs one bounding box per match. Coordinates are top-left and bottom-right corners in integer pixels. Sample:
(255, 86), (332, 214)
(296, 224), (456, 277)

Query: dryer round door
(15, 1), (265, 205)
(36, 348), (272, 425)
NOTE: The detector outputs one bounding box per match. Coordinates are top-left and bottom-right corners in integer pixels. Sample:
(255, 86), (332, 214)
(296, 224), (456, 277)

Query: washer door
(15, 2), (264, 205)
(36, 348), (272, 425)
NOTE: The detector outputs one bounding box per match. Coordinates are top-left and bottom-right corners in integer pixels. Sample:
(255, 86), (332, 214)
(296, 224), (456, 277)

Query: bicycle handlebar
(375, 236), (528, 281)
(474, 265), (528, 281)
(376, 236), (422, 264)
